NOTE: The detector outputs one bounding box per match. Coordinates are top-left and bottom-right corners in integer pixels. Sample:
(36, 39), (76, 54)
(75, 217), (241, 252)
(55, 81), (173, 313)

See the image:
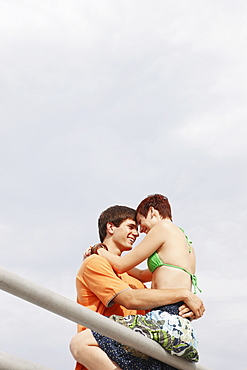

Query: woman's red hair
(136, 194), (172, 220)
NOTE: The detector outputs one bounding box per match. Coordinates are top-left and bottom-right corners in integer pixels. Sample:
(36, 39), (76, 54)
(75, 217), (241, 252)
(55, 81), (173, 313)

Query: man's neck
(103, 238), (122, 256)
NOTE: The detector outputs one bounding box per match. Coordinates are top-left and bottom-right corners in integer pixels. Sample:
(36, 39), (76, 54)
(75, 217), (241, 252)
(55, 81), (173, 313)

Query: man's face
(112, 218), (139, 251)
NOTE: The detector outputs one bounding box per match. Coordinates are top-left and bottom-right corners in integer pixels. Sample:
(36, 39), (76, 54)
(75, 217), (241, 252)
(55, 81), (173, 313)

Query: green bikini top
(147, 228), (202, 294)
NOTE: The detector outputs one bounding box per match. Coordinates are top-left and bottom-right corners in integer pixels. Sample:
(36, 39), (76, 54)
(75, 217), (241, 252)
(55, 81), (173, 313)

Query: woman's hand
(178, 304), (196, 320)
(83, 243), (108, 260)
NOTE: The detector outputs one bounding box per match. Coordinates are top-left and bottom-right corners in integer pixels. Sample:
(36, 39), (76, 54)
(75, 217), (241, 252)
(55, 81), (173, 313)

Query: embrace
(70, 194), (205, 370)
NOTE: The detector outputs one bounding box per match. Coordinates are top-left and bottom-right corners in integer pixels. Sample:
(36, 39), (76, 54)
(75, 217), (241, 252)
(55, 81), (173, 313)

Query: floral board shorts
(92, 302), (199, 369)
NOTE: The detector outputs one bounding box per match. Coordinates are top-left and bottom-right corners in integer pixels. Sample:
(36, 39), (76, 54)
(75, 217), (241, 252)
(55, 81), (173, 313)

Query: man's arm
(113, 287), (205, 319)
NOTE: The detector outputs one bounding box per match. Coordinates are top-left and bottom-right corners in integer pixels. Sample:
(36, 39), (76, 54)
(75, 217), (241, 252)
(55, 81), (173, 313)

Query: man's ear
(106, 222), (115, 235)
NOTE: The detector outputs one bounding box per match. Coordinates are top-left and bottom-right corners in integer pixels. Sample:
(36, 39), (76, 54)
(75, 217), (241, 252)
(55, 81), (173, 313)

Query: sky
(1, 1), (247, 369)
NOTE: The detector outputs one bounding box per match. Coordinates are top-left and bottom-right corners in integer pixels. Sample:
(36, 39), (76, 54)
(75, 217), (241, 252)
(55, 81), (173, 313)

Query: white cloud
(177, 112), (247, 160)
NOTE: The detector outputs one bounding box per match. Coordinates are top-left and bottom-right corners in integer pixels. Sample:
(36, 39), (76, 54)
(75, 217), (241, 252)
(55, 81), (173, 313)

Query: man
(70, 205), (205, 370)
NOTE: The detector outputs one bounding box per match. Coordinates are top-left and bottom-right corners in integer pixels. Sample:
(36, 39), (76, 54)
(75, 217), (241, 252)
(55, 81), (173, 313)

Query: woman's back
(149, 220), (196, 291)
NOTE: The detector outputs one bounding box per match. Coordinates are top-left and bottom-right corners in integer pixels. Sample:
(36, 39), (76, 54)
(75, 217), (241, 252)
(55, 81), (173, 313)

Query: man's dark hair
(98, 205), (136, 242)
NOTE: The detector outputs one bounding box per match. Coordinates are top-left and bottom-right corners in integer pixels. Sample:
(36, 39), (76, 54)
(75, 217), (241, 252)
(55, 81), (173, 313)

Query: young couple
(70, 194), (205, 370)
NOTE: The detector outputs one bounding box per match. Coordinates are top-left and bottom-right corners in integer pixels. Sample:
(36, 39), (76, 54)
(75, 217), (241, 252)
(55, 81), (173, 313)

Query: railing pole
(0, 267), (211, 370)
(0, 351), (54, 370)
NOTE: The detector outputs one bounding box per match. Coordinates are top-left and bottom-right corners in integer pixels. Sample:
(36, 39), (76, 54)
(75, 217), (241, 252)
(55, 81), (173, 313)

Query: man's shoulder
(83, 254), (111, 265)
(79, 254), (115, 274)
(83, 254), (102, 264)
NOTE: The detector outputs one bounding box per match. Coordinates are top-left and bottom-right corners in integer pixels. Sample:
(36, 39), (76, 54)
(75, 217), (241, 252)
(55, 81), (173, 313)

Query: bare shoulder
(154, 221), (188, 243)
(155, 219), (175, 232)
(146, 220), (169, 237)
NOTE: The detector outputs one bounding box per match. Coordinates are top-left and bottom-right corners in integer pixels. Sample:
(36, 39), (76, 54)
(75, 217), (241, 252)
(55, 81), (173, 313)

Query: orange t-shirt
(75, 254), (146, 370)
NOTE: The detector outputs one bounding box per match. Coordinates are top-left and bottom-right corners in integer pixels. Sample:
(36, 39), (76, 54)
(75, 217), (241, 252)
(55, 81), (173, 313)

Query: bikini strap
(191, 274), (202, 294)
(162, 262), (202, 294)
(179, 227), (192, 253)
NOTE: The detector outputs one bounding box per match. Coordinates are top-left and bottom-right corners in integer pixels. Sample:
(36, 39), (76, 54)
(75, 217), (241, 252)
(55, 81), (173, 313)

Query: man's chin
(124, 245), (133, 251)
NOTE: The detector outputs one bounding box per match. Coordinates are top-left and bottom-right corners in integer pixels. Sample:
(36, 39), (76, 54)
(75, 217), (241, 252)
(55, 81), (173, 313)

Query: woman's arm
(98, 222), (166, 273)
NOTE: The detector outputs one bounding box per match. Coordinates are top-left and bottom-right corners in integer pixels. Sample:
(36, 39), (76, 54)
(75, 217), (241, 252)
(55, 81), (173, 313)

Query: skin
(99, 207), (198, 299)
(70, 217), (205, 370)
(70, 329), (121, 370)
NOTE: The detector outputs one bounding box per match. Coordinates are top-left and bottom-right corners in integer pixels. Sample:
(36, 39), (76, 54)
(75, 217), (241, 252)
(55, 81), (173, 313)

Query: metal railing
(0, 267), (211, 370)
(0, 351), (54, 370)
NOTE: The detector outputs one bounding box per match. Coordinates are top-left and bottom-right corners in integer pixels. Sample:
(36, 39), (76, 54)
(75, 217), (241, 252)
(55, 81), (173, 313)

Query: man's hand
(181, 291), (205, 319)
(83, 244), (108, 260)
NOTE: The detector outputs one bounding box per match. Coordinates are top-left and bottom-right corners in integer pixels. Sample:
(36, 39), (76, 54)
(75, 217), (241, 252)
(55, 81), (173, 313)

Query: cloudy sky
(1, 1), (247, 369)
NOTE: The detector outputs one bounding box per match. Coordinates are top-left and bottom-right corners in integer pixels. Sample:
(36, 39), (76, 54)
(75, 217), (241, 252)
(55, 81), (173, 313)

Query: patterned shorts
(92, 302), (199, 369)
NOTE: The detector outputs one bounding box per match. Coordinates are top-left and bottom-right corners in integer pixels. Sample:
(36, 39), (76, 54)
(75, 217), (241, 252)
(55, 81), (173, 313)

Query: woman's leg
(70, 329), (122, 370)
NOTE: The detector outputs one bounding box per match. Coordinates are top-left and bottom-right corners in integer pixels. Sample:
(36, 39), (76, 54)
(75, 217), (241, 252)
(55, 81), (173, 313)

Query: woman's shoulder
(154, 220), (185, 240)
(149, 220), (174, 240)
(156, 219), (174, 231)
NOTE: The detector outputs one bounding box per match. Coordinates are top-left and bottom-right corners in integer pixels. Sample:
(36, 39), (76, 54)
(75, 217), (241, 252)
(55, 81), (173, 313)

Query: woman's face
(136, 210), (156, 234)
